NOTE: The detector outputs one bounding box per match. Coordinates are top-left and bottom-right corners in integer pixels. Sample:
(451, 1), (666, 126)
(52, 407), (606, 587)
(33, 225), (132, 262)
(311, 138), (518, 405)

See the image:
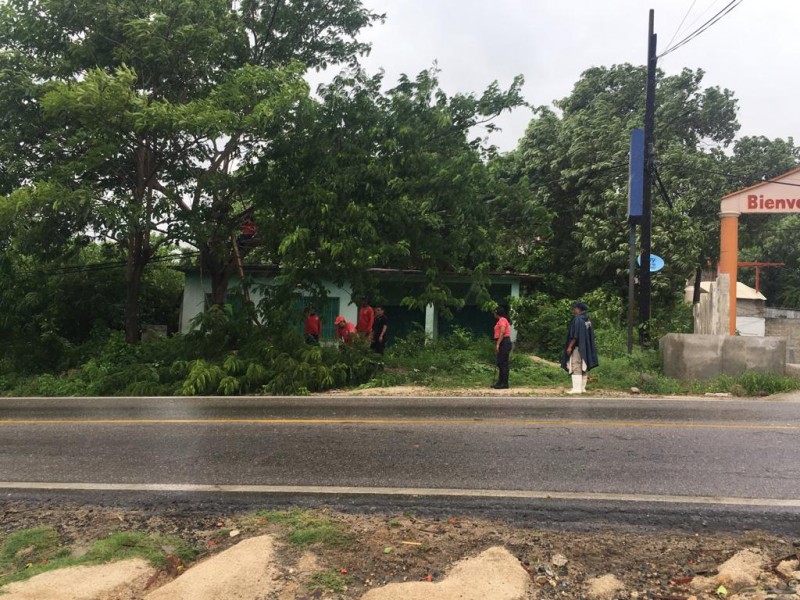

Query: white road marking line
(1, 482), (799, 508)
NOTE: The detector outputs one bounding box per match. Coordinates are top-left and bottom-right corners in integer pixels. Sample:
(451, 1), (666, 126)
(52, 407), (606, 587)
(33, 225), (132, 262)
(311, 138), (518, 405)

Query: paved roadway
(2, 395), (800, 533)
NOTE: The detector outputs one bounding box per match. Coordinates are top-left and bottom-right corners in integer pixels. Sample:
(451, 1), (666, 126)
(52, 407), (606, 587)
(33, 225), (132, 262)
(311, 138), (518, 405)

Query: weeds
(255, 510), (352, 548)
(0, 528), (196, 588)
(308, 569), (351, 592)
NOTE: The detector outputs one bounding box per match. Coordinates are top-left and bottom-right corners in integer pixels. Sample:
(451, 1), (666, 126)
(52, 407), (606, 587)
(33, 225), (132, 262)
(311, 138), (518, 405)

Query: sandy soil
(2, 559), (153, 600)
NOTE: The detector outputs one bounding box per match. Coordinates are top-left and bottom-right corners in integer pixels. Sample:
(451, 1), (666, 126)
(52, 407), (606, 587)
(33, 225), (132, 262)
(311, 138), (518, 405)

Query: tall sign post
(639, 9), (657, 345)
(627, 128), (644, 354)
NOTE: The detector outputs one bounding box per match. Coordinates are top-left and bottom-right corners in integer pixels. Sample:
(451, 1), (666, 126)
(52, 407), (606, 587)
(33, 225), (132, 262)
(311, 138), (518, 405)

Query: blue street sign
(628, 128), (644, 223)
(637, 254), (665, 272)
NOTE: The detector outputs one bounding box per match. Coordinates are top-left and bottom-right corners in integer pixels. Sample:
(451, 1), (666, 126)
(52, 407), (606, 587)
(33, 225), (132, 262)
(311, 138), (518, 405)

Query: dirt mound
(359, 546), (529, 600)
(2, 559), (152, 600)
(144, 535), (277, 600)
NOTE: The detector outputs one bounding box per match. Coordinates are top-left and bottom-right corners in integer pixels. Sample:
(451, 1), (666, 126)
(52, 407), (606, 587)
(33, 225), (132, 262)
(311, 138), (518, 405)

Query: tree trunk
(124, 234), (148, 344)
(201, 241), (235, 307)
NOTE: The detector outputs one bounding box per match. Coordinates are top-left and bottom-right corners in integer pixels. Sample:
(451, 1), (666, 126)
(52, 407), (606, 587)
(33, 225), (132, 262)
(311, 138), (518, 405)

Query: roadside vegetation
(0, 527), (195, 587)
(2, 288), (797, 398)
(253, 510), (354, 548)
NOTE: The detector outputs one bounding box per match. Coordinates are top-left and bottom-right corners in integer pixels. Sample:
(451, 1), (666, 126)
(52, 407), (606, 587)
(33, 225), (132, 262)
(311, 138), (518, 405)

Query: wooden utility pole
(639, 9), (657, 345)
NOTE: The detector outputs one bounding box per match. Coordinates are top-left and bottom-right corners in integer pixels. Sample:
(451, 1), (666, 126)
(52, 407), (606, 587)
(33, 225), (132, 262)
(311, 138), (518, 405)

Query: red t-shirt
(305, 315), (321, 337)
(240, 220), (256, 236)
(336, 322), (357, 345)
(357, 306), (374, 333)
(494, 317), (512, 340)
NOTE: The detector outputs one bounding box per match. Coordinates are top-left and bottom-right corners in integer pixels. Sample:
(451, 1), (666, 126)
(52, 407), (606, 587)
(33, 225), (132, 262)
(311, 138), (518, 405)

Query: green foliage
(0, 528), (196, 588)
(82, 532), (196, 568)
(5, 306), (380, 396)
(308, 570), (352, 593)
(732, 372), (800, 397)
(255, 510), (352, 547)
(251, 67), (528, 315)
(510, 292), (573, 360)
(0, 528), (65, 570)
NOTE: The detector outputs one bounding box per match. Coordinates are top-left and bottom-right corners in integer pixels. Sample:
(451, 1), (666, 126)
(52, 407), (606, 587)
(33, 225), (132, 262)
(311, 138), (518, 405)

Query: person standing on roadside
(357, 297), (374, 339)
(371, 306), (389, 354)
(492, 307), (513, 389)
(561, 302), (599, 394)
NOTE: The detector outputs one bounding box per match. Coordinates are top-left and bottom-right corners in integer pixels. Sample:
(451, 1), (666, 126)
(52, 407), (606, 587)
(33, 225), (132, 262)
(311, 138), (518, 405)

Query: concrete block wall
(765, 317), (800, 364)
(661, 334), (787, 380)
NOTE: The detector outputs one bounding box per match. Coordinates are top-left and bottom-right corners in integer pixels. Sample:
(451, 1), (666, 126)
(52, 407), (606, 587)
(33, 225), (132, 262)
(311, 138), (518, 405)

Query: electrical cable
(43, 251), (201, 276)
(664, 0), (700, 53)
(659, 0), (744, 58)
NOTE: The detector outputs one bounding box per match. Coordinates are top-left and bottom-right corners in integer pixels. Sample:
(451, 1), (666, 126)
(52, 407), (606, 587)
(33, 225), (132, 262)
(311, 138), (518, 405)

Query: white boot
(581, 375), (588, 393)
(567, 374), (583, 394)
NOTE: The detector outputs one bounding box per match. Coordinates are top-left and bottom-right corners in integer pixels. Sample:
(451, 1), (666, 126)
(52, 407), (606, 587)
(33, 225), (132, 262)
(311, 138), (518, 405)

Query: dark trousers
(496, 338), (512, 387)
(371, 339), (385, 355)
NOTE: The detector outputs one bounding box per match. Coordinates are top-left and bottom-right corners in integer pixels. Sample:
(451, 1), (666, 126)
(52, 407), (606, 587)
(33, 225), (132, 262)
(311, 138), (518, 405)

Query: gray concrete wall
(661, 334), (787, 380)
(765, 309), (800, 364)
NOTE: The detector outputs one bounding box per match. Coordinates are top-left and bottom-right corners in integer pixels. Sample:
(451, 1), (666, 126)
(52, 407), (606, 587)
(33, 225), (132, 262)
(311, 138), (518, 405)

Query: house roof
(687, 281), (766, 301)
(177, 264), (539, 282)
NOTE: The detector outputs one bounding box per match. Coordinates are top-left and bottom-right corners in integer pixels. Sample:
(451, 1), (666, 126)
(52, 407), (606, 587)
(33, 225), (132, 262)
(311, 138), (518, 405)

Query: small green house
(178, 266), (535, 342)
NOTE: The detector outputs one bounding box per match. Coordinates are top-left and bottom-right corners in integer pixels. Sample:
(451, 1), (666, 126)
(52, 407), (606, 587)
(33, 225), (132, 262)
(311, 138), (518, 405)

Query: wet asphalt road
(2, 395), (800, 532)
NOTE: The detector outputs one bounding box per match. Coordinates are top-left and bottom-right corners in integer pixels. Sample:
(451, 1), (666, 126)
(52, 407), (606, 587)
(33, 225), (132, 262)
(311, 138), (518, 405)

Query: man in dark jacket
(561, 302), (599, 394)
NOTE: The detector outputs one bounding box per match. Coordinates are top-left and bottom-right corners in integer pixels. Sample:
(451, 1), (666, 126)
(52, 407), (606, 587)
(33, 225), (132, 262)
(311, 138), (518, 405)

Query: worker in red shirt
(304, 307), (322, 344)
(334, 316), (357, 346)
(492, 307), (513, 389)
(356, 297), (374, 338)
(237, 219), (257, 247)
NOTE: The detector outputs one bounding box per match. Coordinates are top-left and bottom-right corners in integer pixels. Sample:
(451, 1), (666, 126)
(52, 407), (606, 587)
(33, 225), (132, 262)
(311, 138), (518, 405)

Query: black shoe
(491, 383), (509, 389)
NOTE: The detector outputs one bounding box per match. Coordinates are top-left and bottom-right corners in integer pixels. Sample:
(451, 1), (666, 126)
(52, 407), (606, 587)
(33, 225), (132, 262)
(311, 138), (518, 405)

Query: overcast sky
(328, 0), (800, 152)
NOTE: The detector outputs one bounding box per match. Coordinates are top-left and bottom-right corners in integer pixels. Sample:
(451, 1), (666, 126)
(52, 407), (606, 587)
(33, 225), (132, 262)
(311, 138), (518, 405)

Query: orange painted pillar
(719, 211), (740, 335)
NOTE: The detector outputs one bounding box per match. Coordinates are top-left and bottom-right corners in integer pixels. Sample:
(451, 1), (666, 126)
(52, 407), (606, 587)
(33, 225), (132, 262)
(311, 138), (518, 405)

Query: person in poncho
(561, 302), (599, 394)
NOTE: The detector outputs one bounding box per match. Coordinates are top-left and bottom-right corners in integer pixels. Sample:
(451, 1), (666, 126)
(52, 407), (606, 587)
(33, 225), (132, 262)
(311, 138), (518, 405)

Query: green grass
(373, 332), (800, 397)
(254, 510), (352, 547)
(80, 532), (196, 568)
(308, 569), (351, 593)
(0, 528), (197, 589)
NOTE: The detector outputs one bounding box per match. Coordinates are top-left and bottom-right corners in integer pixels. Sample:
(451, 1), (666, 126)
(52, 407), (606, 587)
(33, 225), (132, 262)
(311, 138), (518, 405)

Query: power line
(664, 0), (700, 53)
(43, 251), (200, 276)
(659, 0), (744, 58)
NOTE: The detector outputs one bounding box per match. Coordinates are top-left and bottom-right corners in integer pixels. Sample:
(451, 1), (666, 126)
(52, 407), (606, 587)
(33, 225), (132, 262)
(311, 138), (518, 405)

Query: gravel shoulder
(2, 500), (799, 599)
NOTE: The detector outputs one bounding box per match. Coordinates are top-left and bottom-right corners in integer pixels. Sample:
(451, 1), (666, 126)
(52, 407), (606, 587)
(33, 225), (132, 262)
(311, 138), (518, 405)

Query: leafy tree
(248, 68), (529, 316)
(0, 0), (382, 342)
(502, 65), (741, 316)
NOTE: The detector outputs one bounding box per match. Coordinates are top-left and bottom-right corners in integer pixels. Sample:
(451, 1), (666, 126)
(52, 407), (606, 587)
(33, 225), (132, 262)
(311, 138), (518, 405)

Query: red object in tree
(240, 220), (256, 237)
